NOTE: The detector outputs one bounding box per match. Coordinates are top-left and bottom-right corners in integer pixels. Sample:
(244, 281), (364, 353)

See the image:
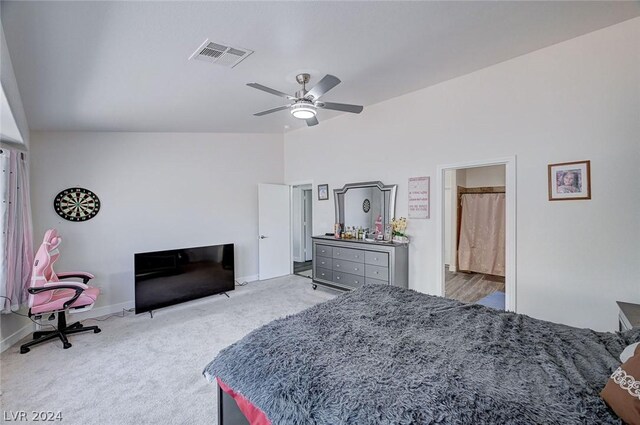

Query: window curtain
(457, 193), (505, 277)
(1, 148), (33, 313)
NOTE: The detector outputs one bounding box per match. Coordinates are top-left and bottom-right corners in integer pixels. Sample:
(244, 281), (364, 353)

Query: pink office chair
(20, 229), (101, 354)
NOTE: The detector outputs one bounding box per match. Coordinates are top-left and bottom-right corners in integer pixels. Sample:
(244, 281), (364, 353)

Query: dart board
(53, 188), (101, 222)
(362, 198), (371, 213)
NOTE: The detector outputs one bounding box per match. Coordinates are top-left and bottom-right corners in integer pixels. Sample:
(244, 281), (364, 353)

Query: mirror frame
(334, 181), (398, 226)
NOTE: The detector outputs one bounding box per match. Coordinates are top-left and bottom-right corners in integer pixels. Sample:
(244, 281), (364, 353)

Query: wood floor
(294, 260), (312, 272)
(294, 260), (312, 278)
(445, 266), (505, 304)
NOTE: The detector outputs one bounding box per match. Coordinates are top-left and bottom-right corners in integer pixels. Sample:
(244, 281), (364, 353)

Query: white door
(258, 183), (291, 280)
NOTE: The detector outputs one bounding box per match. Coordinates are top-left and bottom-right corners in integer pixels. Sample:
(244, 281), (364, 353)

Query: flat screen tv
(134, 244), (234, 314)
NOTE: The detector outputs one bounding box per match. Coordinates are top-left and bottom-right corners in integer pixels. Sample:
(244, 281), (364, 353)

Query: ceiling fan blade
(247, 83), (296, 100)
(306, 74), (341, 100)
(253, 105), (292, 116)
(306, 116), (319, 127)
(317, 102), (363, 114)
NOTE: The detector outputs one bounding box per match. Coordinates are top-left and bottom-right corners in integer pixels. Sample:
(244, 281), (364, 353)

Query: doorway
(291, 184), (313, 278)
(436, 157), (516, 311)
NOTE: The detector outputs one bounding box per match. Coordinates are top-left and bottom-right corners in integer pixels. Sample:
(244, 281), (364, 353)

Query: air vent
(189, 39), (253, 68)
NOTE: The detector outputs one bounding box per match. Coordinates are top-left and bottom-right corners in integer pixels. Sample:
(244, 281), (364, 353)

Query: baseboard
(237, 274), (259, 284)
(75, 277), (258, 320)
(70, 300), (135, 322)
(1, 322), (34, 353)
(3, 275), (260, 352)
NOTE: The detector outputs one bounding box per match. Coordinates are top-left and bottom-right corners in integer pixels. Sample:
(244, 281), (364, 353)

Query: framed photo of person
(548, 160), (591, 201)
(318, 184), (329, 201)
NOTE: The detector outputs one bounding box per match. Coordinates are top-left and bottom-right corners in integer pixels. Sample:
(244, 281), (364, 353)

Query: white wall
(284, 18), (640, 331)
(464, 165), (505, 188)
(29, 132), (283, 315)
(444, 171), (453, 266)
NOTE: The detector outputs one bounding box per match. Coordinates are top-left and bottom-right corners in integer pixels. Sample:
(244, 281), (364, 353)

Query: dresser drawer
(315, 257), (333, 269)
(333, 247), (365, 263)
(332, 259), (364, 276)
(365, 264), (389, 281)
(313, 236), (408, 291)
(365, 251), (388, 267)
(365, 277), (389, 286)
(315, 267), (333, 281)
(316, 245), (333, 258)
(333, 272), (365, 289)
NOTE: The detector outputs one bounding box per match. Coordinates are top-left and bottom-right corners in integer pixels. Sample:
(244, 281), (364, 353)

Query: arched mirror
(334, 181), (398, 231)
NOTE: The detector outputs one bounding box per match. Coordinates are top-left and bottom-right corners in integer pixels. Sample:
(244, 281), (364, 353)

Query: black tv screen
(134, 244), (234, 314)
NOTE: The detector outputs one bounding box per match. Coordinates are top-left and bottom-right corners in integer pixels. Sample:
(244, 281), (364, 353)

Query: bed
(203, 284), (639, 424)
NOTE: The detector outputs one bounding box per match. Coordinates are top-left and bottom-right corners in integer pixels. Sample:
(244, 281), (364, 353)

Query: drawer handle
(336, 276), (341, 280)
(336, 264), (340, 268)
(321, 273), (325, 276)
(355, 255), (359, 258)
(355, 280), (359, 284)
(336, 253), (340, 256)
(354, 268), (359, 271)
(374, 257), (378, 261)
(375, 271), (379, 275)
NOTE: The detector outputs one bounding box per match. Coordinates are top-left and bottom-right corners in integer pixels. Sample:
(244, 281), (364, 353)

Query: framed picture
(408, 176), (430, 219)
(548, 160), (591, 201)
(318, 184), (329, 201)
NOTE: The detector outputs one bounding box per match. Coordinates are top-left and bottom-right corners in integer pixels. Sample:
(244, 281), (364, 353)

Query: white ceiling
(2, 1), (639, 133)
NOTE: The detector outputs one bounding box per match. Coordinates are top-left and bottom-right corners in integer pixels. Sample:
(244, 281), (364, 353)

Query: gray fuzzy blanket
(204, 284), (640, 424)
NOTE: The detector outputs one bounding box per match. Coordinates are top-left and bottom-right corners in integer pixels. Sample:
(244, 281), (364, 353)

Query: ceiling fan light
(290, 103), (317, 120)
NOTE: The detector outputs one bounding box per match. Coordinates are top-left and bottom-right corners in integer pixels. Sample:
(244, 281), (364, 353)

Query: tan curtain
(457, 193), (505, 277)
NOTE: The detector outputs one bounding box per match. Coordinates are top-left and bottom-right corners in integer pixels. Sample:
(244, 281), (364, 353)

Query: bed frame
(218, 383), (250, 425)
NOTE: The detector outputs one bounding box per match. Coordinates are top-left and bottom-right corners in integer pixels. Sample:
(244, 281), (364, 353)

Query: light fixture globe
(290, 101), (317, 120)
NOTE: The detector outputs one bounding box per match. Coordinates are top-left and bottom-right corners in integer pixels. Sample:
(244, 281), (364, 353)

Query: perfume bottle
(375, 215), (383, 235)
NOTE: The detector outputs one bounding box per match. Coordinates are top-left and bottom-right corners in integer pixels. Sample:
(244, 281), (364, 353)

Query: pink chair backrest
(28, 229), (62, 308)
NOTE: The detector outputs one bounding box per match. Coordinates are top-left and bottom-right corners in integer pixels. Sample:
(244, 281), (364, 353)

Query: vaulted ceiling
(2, 1), (639, 133)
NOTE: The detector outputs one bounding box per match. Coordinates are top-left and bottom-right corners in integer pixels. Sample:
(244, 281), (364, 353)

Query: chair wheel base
(20, 314), (101, 353)
(312, 284), (318, 290)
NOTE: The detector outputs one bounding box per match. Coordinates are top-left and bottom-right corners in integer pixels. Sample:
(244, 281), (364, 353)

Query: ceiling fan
(247, 73), (363, 127)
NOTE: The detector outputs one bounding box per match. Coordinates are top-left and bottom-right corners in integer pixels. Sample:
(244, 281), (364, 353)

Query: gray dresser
(617, 301), (640, 331)
(312, 236), (408, 291)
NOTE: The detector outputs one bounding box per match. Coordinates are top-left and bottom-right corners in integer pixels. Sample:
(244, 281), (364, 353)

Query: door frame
(435, 156), (517, 311)
(287, 180), (314, 275)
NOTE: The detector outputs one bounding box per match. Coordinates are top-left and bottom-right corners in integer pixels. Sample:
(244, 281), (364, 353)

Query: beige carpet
(0, 275), (336, 425)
